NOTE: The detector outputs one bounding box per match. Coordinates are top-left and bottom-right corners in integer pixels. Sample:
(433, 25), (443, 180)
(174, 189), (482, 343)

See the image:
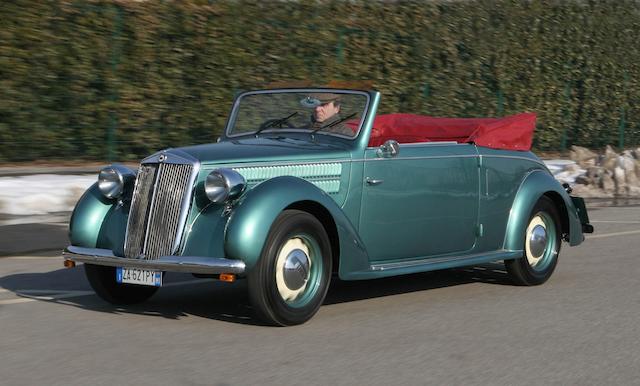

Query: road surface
(1, 205), (639, 385)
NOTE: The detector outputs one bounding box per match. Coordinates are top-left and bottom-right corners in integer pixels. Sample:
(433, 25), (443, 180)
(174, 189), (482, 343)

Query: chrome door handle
(365, 177), (384, 186)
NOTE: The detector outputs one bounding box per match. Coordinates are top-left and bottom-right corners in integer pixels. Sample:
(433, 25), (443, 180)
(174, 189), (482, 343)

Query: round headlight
(98, 165), (135, 199)
(205, 168), (246, 203)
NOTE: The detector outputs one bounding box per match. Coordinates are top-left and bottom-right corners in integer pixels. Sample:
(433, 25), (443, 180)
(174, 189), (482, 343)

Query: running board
(341, 250), (523, 280)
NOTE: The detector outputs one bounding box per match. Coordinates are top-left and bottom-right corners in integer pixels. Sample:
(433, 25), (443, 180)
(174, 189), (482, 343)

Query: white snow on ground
(544, 159), (585, 184)
(543, 159), (575, 173)
(0, 174), (96, 216)
(0, 161), (585, 217)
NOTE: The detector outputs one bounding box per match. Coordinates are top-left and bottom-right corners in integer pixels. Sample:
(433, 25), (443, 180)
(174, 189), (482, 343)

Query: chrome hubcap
(525, 215), (549, 267)
(283, 249), (310, 290)
(275, 238), (311, 302)
(529, 225), (547, 258)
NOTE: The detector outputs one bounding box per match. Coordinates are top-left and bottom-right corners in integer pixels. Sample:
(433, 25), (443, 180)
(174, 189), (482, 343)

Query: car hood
(155, 136), (352, 166)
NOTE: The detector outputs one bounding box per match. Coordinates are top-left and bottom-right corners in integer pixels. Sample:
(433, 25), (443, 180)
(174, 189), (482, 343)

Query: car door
(358, 142), (480, 262)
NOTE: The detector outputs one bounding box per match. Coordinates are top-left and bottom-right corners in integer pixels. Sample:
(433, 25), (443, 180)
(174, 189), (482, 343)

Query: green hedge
(1, 0), (639, 162)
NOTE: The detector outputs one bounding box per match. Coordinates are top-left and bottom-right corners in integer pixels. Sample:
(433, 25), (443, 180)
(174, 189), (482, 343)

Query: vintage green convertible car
(63, 88), (593, 325)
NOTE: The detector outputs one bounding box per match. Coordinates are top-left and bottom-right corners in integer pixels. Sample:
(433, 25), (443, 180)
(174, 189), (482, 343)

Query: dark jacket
(310, 114), (353, 136)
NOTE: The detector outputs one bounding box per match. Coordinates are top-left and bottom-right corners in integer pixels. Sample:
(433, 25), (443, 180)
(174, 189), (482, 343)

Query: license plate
(116, 267), (162, 287)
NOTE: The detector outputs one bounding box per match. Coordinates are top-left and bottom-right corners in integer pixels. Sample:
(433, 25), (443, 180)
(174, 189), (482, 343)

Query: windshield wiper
(254, 112), (298, 137)
(310, 113), (358, 135)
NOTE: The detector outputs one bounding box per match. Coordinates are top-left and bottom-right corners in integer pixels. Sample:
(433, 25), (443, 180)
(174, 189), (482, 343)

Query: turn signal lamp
(219, 273), (236, 282)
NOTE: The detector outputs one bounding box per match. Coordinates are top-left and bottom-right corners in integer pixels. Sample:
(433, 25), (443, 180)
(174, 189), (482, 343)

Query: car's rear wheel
(506, 196), (561, 286)
(248, 210), (332, 326)
(84, 264), (159, 304)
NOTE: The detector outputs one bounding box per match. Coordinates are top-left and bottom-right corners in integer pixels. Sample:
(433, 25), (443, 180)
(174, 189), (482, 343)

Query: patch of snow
(0, 174), (96, 216)
(543, 159), (586, 184)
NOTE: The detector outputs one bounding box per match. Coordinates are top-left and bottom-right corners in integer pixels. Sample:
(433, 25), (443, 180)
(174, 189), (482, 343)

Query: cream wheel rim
(525, 215), (549, 267)
(275, 237), (311, 302)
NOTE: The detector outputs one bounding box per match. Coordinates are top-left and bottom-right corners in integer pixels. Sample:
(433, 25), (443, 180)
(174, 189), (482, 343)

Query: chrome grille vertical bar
(172, 162), (200, 254)
(144, 163), (169, 259)
(124, 164), (158, 258)
(141, 162), (165, 258)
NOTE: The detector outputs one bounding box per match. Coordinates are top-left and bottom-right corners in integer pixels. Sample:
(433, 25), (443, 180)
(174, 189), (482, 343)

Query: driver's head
(305, 93), (341, 123)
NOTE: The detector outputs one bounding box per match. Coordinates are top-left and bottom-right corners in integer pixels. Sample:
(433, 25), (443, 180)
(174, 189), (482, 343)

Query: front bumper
(63, 246), (246, 275)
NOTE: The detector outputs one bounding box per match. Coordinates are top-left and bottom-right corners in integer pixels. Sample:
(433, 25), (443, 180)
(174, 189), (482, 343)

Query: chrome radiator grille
(124, 163), (194, 259)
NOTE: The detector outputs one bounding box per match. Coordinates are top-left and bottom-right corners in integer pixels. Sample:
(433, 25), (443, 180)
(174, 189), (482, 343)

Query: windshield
(226, 90), (369, 139)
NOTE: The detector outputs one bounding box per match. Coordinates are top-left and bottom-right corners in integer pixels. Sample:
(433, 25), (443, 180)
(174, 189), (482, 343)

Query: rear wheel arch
(543, 191), (570, 240)
(504, 170), (572, 251)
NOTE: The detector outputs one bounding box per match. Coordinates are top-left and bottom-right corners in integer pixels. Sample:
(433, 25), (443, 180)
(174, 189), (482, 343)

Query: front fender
(69, 182), (128, 253)
(224, 176), (369, 273)
(504, 170), (584, 251)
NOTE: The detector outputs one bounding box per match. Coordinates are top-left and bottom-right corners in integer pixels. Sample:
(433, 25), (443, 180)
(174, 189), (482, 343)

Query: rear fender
(504, 170), (584, 251)
(224, 176), (369, 274)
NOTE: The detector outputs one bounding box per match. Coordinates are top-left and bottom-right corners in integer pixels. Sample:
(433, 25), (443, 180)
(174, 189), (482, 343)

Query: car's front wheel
(84, 264), (159, 304)
(248, 210), (332, 326)
(506, 196), (561, 286)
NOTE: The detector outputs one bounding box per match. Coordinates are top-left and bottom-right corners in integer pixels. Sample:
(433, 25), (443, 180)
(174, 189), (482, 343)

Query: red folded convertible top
(368, 113), (536, 151)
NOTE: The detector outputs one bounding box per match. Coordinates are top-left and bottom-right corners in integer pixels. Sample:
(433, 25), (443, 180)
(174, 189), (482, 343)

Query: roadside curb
(0, 249), (63, 258)
(584, 197), (640, 208)
(0, 223), (68, 256)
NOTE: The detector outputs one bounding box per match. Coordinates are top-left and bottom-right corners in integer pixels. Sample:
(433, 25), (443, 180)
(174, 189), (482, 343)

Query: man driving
(301, 93), (353, 136)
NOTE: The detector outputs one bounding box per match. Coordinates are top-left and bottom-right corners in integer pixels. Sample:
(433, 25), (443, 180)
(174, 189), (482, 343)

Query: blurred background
(1, 0), (639, 164)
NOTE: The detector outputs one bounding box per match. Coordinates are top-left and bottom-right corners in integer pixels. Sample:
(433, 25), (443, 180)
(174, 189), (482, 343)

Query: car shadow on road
(325, 262), (513, 305)
(0, 262), (513, 326)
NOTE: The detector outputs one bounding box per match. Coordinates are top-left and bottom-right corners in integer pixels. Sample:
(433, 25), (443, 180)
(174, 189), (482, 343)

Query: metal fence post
(422, 83), (430, 98)
(561, 82), (571, 152)
(619, 71), (629, 150)
(107, 4), (123, 162)
(336, 29), (344, 64)
(619, 107), (626, 151)
(335, 27), (363, 66)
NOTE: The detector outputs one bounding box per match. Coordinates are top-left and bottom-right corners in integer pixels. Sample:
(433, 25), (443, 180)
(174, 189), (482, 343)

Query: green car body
(65, 88), (592, 325)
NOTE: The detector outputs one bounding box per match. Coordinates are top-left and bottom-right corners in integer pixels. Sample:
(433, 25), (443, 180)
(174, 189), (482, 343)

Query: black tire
(84, 264), (159, 305)
(248, 210), (332, 326)
(506, 196), (562, 286)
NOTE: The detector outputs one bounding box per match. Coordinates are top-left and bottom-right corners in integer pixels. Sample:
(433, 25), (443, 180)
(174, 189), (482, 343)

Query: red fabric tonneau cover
(369, 113), (536, 151)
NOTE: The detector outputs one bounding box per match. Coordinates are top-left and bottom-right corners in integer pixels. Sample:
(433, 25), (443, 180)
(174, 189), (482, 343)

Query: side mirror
(376, 139), (400, 158)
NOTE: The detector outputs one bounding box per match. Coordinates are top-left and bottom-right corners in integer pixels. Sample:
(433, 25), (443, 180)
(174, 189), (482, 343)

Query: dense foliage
(1, 0), (639, 162)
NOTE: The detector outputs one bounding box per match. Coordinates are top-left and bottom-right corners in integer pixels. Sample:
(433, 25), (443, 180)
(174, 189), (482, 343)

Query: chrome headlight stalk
(98, 164), (136, 200)
(205, 168), (247, 204)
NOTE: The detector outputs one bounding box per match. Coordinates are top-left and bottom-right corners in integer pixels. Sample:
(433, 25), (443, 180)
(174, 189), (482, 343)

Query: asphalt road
(1, 205), (640, 385)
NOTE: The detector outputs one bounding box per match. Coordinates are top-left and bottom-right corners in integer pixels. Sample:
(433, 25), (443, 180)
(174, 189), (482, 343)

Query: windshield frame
(223, 88), (371, 140)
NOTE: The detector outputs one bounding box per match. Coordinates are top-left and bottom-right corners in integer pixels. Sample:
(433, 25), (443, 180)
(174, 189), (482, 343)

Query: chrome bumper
(63, 246), (246, 275)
